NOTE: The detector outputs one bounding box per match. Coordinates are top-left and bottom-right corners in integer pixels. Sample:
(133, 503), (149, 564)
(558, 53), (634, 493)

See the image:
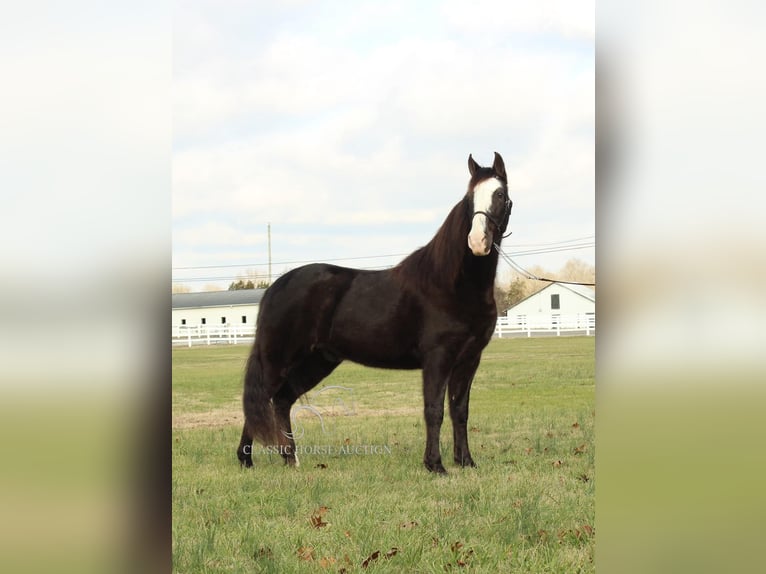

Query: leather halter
(472, 195), (512, 239)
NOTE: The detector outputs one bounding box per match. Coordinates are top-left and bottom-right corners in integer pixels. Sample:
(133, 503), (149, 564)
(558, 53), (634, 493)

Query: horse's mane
(393, 195), (473, 293)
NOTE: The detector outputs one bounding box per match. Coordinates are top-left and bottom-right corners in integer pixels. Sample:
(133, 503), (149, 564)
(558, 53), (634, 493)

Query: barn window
(181, 319), (186, 325)
(201, 318), (206, 325)
(241, 315), (247, 324)
(551, 294), (560, 310)
(221, 316), (226, 324)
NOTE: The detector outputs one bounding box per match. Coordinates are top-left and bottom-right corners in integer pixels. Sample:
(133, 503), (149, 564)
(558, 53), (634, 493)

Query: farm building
(508, 282), (595, 317)
(496, 282), (595, 336)
(171, 289), (266, 327)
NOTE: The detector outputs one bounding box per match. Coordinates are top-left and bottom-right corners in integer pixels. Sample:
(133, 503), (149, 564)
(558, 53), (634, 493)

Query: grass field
(172, 337), (595, 573)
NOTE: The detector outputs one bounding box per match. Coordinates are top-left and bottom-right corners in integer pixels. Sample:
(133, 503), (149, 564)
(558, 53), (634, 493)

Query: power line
(507, 242), (594, 257)
(172, 252), (406, 271)
(172, 237), (594, 272)
(494, 243), (596, 286)
(509, 235), (595, 247)
(172, 264), (394, 284)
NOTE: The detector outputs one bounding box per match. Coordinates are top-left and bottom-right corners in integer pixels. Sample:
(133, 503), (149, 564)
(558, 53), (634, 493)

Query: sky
(172, 0), (594, 290)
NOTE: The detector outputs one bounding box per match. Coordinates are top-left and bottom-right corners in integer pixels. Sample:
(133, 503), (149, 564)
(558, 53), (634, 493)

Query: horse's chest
(422, 300), (495, 346)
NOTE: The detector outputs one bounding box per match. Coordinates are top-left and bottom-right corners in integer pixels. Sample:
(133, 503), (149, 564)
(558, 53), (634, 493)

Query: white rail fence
(173, 313), (594, 347)
(172, 324), (256, 347)
(495, 313), (595, 338)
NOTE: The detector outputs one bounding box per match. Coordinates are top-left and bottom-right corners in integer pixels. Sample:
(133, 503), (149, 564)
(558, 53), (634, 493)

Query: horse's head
(466, 152), (512, 256)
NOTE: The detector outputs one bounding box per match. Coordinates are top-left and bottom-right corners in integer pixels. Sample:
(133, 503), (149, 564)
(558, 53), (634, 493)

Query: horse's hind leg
(273, 352), (340, 467)
(236, 423), (253, 467)
(272, 386), (302, 467)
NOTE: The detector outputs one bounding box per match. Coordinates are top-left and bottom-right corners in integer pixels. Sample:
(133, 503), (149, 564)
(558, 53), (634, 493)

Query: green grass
(173, 337), (594, 573)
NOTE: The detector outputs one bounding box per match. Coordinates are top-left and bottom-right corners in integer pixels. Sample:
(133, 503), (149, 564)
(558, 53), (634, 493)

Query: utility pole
(267, 222), (272, 286)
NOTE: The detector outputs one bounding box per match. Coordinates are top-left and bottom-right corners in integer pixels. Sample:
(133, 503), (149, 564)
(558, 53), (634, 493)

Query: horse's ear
(492, 152), (506, 180)
(468, 154), (480, 176)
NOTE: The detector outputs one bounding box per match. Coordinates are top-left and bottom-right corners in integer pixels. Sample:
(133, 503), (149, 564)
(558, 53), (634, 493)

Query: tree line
(227, 278), (271, 290)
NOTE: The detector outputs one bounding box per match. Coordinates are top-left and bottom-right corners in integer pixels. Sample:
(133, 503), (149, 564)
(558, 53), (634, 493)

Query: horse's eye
(495, 190), (504, 198)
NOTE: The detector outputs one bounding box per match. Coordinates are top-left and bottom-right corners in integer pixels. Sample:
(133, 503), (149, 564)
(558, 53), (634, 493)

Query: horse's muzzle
(467, 233), (491, 256)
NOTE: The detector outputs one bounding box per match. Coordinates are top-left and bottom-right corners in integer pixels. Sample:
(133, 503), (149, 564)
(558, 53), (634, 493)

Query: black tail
(242, 350), (279, 447)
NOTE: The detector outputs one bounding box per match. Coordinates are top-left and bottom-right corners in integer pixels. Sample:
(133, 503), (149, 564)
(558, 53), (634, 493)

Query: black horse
(237, 152), (512, 473)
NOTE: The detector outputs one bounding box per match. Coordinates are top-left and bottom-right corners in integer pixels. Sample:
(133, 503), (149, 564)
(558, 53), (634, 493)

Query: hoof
(424, 460), (448, 474)
(455, 457), (477, 468)
(237, 449), (253, 468)
(283, 454), (300, 468)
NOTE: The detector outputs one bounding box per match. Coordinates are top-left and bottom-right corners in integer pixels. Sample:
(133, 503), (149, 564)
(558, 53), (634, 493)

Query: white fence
(173, 313), (594, 347)
(494, 313), (595, 338)
(172, 324), (256, 347)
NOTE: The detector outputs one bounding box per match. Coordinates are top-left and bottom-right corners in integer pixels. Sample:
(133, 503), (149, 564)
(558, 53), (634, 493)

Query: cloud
(442, 0), (595, 41)
(173, 221), (268, 249)
(173, 1), (593, 143)
(172, 1), (594, 282)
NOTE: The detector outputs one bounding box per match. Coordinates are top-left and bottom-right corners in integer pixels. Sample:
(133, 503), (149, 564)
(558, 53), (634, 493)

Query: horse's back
(257, 263), (355, 329)
(254, 263), (423, 369)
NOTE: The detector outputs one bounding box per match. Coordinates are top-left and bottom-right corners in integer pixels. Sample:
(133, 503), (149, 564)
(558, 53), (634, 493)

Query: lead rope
(493, 242), (596, 287)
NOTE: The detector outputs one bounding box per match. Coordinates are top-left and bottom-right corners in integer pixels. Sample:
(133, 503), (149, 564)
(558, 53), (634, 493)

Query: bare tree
(559, 258), (596, 286)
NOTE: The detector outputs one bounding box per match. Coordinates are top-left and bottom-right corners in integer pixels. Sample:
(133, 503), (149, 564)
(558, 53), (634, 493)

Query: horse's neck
(438, 198), (498, 291)
(462, 248), (499, 289)
(396, 198), (498, 297)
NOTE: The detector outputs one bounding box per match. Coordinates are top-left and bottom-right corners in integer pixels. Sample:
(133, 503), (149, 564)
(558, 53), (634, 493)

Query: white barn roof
(172, 289), (267, 309)
(555, 282), (595, 302)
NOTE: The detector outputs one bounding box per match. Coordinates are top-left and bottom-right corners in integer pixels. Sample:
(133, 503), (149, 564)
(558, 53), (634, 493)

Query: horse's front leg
(448, 354), (481, 468)
(422, 355), (450, 474)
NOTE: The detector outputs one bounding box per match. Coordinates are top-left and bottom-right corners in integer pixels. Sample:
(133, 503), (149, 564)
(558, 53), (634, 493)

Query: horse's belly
(327, 318), (422, 369)
(325, 286), (422, 369)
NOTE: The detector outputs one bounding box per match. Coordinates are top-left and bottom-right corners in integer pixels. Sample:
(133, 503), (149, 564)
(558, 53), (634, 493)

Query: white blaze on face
(468, 177), (502, 256)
